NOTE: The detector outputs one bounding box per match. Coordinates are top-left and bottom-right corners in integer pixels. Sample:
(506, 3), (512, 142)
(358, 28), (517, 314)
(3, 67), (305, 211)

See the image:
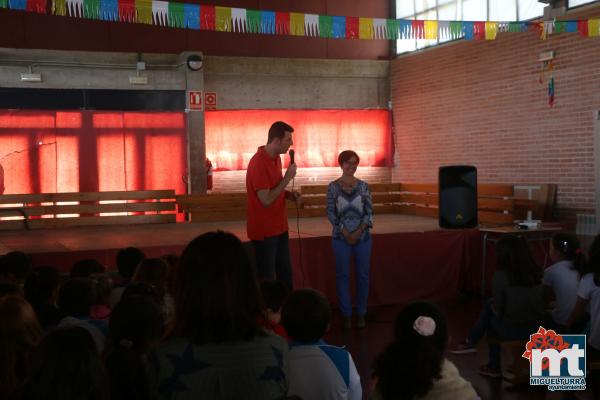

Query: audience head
(133, 258), (169, 298)
(0, 282), (20, 298)
(70, 258), (105, 278)
(260, 280), (289, 324)
(373, 301), (448, 400)
(496, 235), (541, 287)
(106, 295), (163, 400)
(281, 289), (330, 342)
(0, 295), (42, 397)
(26, 327), (109, 400)
(173, 230), (263, 344)
(90, 273), (113, 307)
(116, 247), (145, 279)
(122, 281), (161, 304)
(551, 232), (587, 274)
(25, 266), (61, 307)
(58, 278), (95, 318)
(0, 251), (32, 286)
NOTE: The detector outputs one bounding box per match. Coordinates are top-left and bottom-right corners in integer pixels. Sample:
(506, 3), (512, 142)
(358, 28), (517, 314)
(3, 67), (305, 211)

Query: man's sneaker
(478, 365), (502, 379)
(448, 340), (477, 354)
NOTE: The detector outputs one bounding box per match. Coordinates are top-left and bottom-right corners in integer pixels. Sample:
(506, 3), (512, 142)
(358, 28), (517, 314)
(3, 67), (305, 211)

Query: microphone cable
(291, 175), (306, 288)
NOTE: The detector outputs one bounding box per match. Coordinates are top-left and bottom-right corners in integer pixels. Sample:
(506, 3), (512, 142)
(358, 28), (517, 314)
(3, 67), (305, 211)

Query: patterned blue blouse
(326, 179), (373, 242)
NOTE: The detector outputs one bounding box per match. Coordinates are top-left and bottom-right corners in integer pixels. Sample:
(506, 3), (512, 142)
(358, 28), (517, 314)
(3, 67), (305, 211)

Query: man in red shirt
(246, 121), (301, 290)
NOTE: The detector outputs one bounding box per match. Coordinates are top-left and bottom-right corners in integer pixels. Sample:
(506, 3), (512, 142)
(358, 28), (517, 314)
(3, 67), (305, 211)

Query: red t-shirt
(246, 146), (288, 240)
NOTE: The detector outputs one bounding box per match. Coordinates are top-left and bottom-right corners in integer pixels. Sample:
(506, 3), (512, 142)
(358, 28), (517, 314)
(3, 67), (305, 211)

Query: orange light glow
(205, 110), (392, 170)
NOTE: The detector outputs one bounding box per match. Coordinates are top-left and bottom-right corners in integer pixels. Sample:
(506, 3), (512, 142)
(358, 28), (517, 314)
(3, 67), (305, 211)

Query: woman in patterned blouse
(326, 150), (373, 329)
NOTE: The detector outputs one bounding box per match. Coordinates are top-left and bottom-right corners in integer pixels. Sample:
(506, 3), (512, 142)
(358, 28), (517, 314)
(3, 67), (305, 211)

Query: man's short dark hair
(116, 247), (145, 279)
(281, 289), (330, 342)
(267, 121), (294, 144)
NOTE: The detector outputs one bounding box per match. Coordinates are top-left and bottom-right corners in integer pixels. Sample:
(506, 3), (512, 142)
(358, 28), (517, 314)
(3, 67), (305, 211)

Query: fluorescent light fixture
(129, 76), (148, 85)
(20, 73), (42, 82)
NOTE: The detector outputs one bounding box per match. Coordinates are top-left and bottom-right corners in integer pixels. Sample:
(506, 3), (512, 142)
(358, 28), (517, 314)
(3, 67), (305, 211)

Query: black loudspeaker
(438, 165), (478, 229)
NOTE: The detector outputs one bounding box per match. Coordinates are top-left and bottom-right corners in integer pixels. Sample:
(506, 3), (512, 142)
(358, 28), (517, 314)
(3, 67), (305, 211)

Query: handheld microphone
(289, 149), (295, 164)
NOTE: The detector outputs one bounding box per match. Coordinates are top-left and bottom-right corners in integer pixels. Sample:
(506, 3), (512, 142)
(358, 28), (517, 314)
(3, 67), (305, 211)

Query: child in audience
(90, 273), (113, 320)
(0, 295), (42, 399)
(450, 235), (545, 378)
(106, 295), (163, 400)
(109, 247), (145, 308)
(133, 258), (174, 325)
(70, 258), (105, 278)
(0, 251), (32, 290)
(258, 279), (290, 339)
(281, 288), (362, 400)
(543, 232), (587, 329)
(372, 301), (477, 400)
(24, 266), (63, 330)
(25, 327), (109, 400)
(151, 231), (290, 400)
(56, 278), (107, 353)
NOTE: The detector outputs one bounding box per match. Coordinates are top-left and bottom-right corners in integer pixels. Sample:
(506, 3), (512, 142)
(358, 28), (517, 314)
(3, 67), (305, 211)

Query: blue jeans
(468, 299), (533, 369)
(252, 231), (293, 290)
(332, 236), (372, 317)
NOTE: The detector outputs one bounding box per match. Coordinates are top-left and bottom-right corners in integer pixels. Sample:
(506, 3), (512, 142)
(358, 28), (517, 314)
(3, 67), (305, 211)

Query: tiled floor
(324, 295), (595, 400)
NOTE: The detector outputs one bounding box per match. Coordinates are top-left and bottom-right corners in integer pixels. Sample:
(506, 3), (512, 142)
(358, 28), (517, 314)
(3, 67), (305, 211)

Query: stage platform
(1, 215), (488, 307)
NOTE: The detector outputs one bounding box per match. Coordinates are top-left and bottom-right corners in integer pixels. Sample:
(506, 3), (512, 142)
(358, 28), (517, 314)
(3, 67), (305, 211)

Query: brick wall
(391, 21), (600, 222)
(211, 167), (392, 193)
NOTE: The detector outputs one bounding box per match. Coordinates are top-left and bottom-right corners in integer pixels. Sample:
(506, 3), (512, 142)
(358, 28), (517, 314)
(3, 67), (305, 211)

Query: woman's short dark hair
(281, 289), (330, 342)
(496, 235), (541, 287)
(337, 150), (360, 166)
(26, 327), (109, 400)
(373, 302), (448, 400)
(267, 121), (294, 143)
(172, 231), (263, 344)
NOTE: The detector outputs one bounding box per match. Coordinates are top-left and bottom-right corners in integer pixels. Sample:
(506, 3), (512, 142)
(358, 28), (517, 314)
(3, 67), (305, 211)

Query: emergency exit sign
(189, 91), (203, 110)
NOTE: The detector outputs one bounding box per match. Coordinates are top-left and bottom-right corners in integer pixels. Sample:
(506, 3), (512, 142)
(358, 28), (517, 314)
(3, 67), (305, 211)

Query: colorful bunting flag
(136, 0), (153, 25)
(290, 12), (304, 36)
(346, 16), (358, 39)
(152, 0), (168, 26)
(183, 3), (197, 28)
(331, 16), (345, 38)
(359, 18), (373, 40)
(319, 15), (332, 38)
(4, 1), (600, 42)
(305, 13), (318, 37)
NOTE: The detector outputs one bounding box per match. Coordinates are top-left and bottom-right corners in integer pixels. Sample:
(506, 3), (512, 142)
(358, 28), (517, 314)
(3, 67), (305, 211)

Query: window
(395, 0), (546, 54)
(568, 0), (599, 8)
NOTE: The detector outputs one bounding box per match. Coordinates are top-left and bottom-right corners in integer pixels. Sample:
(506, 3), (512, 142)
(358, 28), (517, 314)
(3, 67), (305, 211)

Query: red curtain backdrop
(0, 110), (187, 194)
(205, 110), (392, 171)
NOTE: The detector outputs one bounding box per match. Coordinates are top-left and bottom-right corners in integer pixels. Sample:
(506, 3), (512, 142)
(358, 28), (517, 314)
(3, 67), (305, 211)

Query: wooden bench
(300, 182), (515, 226)
(176, 182), (515, 226)
(513, 184), (557, 221)
(0, 190), (176, 230)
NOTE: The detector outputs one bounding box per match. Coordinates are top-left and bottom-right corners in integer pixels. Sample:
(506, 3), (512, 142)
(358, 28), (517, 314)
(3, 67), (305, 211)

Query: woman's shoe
(356, 315), (366, 329)
(478, 364), (502, 378)
(448, 339), (477, 354)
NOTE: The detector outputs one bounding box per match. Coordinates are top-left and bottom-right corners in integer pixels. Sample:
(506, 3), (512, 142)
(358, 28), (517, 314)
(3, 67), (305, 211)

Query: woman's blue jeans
(332, 236), (372, 317)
